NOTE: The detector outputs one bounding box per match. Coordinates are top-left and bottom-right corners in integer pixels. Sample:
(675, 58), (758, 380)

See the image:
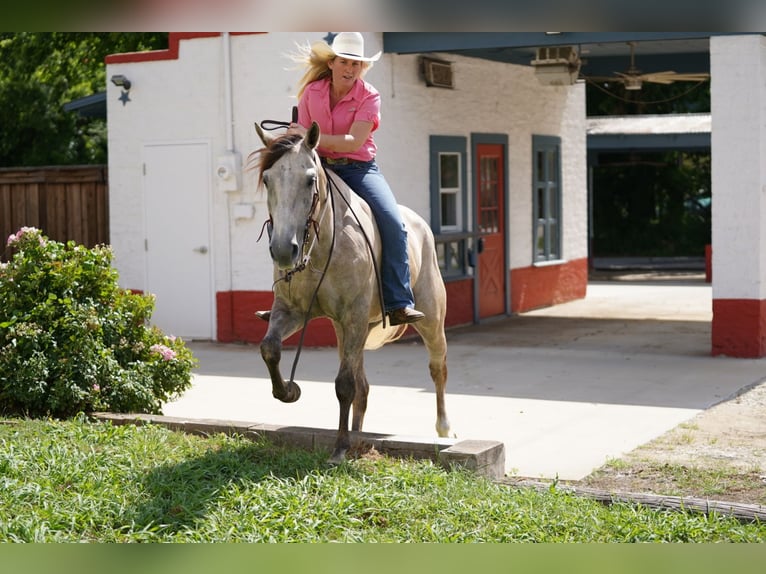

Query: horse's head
(254, 122), (323, 270)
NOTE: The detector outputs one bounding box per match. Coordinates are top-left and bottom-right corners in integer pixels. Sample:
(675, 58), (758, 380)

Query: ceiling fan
(582, 42), (710, 91)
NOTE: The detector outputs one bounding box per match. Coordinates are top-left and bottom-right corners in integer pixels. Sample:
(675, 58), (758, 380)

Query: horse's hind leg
(415, 321), (451, 438)
(431, 351), (450, 438)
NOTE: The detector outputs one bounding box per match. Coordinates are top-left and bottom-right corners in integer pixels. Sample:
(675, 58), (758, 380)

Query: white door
(143, 141), (214, 339)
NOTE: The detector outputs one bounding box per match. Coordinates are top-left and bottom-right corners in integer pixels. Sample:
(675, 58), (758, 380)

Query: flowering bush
(0, 227), (196, 418)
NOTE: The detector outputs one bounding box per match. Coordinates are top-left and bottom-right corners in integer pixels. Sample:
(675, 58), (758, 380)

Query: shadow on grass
(127, 437), (331, 535)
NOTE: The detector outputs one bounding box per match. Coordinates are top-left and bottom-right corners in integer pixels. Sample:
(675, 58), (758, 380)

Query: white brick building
(106, 32), (587, 346)
(106, 32), (766, 357)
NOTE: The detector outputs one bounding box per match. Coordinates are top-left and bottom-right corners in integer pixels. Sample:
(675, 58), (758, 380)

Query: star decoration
(118, 90), (131, 106)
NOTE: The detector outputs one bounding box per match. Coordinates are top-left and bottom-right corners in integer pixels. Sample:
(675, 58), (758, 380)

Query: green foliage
(592, 151), (711, 257)
(0, 32), (167, 167)
(0, 227), (196, 418)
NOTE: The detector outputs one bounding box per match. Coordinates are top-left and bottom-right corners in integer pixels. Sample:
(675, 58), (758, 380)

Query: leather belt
(322, 157), (374, 166)
(322, 157), (354, 165)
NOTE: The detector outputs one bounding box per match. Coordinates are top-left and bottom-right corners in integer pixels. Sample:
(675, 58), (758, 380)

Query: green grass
(0, 417), (764, 542)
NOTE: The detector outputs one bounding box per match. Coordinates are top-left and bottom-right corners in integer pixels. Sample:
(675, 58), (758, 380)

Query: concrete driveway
(163, 277), (766, 480)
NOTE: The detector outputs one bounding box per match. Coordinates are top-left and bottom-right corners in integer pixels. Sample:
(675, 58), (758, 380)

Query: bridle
(258, 167), (328, 285)
(257, 108), (331, 284)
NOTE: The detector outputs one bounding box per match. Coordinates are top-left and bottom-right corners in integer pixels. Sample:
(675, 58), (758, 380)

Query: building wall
(107, 33), (587, 343)
(710, 34), (766, 357)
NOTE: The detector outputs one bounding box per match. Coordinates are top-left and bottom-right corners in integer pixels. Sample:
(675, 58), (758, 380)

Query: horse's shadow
(125, 438), (331, 535)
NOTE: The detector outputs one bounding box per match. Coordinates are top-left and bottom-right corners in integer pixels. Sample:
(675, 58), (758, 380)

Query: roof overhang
(63, 92), (106, 119)
(382, 32), (737, 76)
(587, 113), (711, 155)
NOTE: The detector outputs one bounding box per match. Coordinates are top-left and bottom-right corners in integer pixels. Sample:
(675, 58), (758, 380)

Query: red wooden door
(476, 144), (506, 318)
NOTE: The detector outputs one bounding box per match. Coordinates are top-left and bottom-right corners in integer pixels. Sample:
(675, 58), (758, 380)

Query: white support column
(710, 34), (766, 357)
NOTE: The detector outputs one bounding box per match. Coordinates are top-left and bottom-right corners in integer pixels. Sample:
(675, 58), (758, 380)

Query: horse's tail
(364, 323), (408, 350)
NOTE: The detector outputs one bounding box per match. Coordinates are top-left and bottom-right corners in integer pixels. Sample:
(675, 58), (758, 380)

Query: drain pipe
(223, 32), (234, 153)
(217, 31), (241, 192)
(221, 32), (236, 328)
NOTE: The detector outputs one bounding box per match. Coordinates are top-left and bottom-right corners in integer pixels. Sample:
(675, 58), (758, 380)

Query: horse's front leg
(329, 325), (367, 464)
(329, 362), (355, 463)
(260, 305), (304, 403)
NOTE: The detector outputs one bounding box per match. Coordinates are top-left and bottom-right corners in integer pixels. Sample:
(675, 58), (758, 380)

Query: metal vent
(531, 46), (579, 66)
(530, 46), (581, 86)
(422, 57), (454, 89)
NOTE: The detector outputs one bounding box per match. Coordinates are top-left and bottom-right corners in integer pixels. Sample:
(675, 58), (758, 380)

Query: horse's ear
(254, 122), (273, 147)
(306, 122), (321, 150)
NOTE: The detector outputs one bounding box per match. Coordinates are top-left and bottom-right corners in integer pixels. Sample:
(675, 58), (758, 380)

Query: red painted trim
(712, 298), (766, 358)
(510, 258), (588, 313)
(444, 279), (474, 327)
(216, 281), (474, 347)
(214, 260), (587, 346)
(216, 291), (336, 347)
(105, 32), (264, 64)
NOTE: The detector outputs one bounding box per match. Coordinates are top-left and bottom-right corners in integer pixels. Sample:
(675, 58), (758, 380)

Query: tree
(0, 33), (167, 167)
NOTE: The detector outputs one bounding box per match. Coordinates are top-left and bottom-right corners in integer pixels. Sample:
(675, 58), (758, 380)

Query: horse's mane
(246, 133), (306, 188)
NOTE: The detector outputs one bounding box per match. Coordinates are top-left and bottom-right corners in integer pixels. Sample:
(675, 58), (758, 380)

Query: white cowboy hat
(329, 32), (381, 62)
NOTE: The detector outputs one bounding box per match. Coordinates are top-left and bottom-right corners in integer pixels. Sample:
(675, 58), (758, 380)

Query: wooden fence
(0, 165), (109, 261)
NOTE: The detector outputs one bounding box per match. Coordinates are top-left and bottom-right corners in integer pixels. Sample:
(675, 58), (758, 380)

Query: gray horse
(252, 121), (450, 463)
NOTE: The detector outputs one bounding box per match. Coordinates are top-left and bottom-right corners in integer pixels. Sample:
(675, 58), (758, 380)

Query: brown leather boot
(388, 307), (425, 326)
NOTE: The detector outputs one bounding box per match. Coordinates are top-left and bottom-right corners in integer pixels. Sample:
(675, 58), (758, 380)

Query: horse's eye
(262, 173), (270, 187)
(307, 174), (317, 187)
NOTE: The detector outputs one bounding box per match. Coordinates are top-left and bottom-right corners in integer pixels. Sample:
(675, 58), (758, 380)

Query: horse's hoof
(328, 448), (347, 465)
(274, 380), (301, 403)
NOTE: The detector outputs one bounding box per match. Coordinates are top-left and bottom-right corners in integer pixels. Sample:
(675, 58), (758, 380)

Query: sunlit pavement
(164, 279), (766, 480)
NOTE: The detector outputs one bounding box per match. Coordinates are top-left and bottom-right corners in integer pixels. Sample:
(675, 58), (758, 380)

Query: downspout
(223, 32), (234, 153)
(222, 32), (235, 337)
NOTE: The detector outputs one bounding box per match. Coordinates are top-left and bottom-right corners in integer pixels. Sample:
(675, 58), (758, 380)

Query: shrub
(0, 227), (196, 418)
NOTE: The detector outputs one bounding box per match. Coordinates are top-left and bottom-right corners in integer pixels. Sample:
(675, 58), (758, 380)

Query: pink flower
(150, 343), (177, 361)
(92, 384), (100, 392)
(6, 226), (44, 247)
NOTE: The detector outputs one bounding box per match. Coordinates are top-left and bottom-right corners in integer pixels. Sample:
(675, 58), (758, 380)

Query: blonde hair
(289, 39), (374, 99)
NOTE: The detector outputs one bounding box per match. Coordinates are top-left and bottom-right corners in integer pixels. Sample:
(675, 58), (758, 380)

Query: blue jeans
(328, 159), (415, 312)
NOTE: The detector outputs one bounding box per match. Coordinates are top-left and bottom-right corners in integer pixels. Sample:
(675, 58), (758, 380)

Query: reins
(258, 106), (298, 132)
(257, 110), (387, 385)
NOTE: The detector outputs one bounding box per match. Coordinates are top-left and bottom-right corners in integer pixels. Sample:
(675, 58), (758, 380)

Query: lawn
(0, 416), (763, 543)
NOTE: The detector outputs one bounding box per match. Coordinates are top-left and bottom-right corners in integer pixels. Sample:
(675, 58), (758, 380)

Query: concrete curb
(92, 412), (506, 479)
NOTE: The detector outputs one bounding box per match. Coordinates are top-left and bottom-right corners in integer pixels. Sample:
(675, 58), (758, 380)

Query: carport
(385, 32), (766, 357)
